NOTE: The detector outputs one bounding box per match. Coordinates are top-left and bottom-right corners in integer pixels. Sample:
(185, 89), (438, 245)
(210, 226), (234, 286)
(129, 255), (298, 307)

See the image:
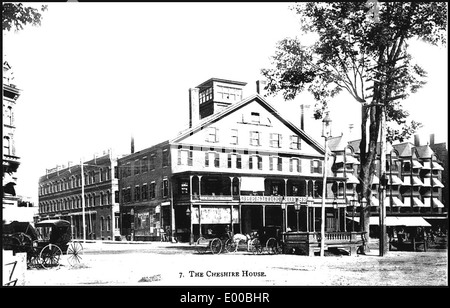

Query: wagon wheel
(224, 238), (237, 253)
(67, 242), (83, 266)
(39, 244), (62, 269)
(195, 237), (207, 254)
(251, 238), (262, 255)
(266, 237), (279, 255)
(210, 238), (222, 254)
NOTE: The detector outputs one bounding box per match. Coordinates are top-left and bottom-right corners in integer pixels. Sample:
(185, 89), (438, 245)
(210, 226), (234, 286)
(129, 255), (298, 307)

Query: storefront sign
(240, 195), (307, 204)
(192, 207), (239, 224)
(199, 195), (233, 201)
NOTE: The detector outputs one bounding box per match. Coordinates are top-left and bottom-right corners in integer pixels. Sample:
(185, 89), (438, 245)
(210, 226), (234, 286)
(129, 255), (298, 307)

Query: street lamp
(281, 200), (287, 233)
(294, 199), (301, 231)
(320, 111), (332, 257)
(186, 207), (193, 245)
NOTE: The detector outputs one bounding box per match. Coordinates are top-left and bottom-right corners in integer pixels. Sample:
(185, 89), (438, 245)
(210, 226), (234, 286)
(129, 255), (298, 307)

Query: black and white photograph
(2, 1), (448, 294)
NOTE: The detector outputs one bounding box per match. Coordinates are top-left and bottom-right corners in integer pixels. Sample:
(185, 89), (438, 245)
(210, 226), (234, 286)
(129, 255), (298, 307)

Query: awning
(240, 177), (265, 191)
(387, 175), (403, 185)
(432, 162), (444, 171)
(422, 178), (444, 188)
(349, 216), (431, 227)
(372, 175), (379, 185)
(346, 174), (360, 184)
(371, 196), (379, 207)
(335, 155), (359, 164)
(384, 196), (405, 207)
(424, 198), (445, 208)
(403, 197), (427, 207)
(412, 160), (423, 169)
(402, 176), (424, 186)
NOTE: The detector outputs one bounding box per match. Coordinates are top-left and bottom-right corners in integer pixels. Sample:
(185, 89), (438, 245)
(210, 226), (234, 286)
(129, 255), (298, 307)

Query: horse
(229, 233), (252, 252)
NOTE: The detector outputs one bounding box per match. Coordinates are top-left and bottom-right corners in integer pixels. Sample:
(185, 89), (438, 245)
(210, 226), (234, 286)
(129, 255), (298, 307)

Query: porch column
(230, 204), (234, 234)
(189, 203), (194, 245)
(198, 175), (203, 197)
(229, 177), (233, 197)
(262, 205), (266, 227)
(312, 206), (316, 232)
(189, 175), (193, 201)
(199, 204), (202, 237)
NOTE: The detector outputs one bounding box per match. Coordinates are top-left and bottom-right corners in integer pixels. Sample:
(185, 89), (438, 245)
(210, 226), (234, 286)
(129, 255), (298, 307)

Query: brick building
(38, 151), (120, 240)
(3, 61), (21, 209)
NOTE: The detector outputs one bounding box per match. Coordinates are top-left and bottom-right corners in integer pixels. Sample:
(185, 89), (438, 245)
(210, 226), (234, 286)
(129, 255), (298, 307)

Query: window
(180, 181), (189, 195)
(311, 160), (323, 174)
(114, 166), (119, 179)
(205, 152), (220, 167)
(227, 153), (242, 169)
(206, 127), (219, 143)
(271, 183), (280, 196)
(270, 133), (282, 148)
(290, 158), (301, 172)
(251, 112), (260, 124)
(178, 148), (193, 166)
(162, 149), (169, 167)
(162, 179), (169, 198)
(100, 217), (105, 232)
(134, 186), (141, 201)
(3, 137), (10, 155)
(142, 184), (148, 200)
(114, 191), (119, 203)
(107, 216), (111, 231)
(123, 188), (131, 203)
(142, 157), (148, 173)
(249, 155), (263, 170)
(150, 153), (156, 170)
(270, 156), (283, 171)
(290, 135), (301, 150)
(199, 87), (213, 104)
(250, 131), (261, 146)
(149, 182), (156, 199)
(134, 159), (140, 175)
(230, 129), (238, 145)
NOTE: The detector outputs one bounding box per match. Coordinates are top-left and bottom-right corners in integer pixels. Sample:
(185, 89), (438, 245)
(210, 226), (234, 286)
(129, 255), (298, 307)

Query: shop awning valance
(412, 160), (423, 169)
(240, 177), (265, 191)
(349, 216), (431, 227)
(423, 178), (444, 188)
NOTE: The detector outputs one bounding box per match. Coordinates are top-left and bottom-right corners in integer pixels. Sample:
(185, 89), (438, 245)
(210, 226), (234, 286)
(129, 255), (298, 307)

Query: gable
(171, 95), (325, 157)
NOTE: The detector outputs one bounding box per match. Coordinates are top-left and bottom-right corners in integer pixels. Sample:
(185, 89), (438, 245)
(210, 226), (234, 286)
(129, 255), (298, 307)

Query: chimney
(430, 134), (435, 145)
(414, 134), (420, 146)
(300, 104), (311, 131)
(256, 80), (267, 96)
(131, 135), (135, 154)
(189, 88), (200, 128)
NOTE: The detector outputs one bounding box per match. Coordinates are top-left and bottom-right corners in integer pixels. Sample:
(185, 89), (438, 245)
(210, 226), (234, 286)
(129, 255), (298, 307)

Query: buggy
(3, 219), (83, 269)
(250, 226), (284, 254)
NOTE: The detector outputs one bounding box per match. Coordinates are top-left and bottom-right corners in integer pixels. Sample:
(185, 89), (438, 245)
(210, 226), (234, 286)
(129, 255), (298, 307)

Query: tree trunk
(359, 104), (382, 253)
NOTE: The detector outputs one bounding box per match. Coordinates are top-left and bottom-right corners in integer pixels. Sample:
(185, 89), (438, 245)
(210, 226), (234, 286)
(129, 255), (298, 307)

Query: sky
(3, 2), (448, 203)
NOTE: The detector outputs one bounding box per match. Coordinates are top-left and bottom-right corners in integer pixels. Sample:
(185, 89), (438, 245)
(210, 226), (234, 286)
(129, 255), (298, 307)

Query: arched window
(3, 136), (11, 155)
(107, 216), (111, 231)
(100, 217), (105, 232)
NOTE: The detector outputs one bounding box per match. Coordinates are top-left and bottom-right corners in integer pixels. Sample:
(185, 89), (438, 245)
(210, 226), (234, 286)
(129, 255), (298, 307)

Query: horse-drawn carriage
(250, 226), (284, 254)
(3, 219), (83, 269)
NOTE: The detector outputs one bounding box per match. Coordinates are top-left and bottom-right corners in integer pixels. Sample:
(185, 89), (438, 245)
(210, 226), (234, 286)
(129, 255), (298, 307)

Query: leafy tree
(261, 2), (447, 249)
(3, 2), (47, 32)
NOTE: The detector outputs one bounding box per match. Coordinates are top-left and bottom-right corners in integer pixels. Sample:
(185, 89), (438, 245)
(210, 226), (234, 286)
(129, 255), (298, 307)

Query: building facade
(329, 134), (447, 234)
(3, 61), (21, 209)
(38, 151), (120, 240)
(118, 78), (348, 242)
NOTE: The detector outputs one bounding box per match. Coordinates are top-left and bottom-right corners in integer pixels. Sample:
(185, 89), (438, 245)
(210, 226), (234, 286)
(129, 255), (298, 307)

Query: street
(23, 241), (448, 286)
